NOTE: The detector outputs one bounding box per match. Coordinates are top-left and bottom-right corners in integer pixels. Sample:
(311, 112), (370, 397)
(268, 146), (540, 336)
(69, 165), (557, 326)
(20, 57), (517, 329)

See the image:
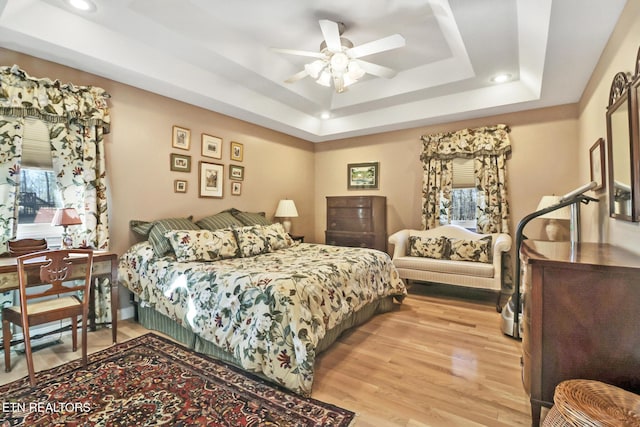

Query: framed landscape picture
(201, 134), (222, 159)
(347, 162), (379, 190)
(170, 153), (191, 172)
(172, 125), (191, 150)
(199, 161), (224, 198)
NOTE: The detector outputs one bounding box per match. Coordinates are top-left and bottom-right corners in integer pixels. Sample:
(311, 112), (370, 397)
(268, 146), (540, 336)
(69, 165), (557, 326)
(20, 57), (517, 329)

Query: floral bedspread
(118, 241), (406, 395)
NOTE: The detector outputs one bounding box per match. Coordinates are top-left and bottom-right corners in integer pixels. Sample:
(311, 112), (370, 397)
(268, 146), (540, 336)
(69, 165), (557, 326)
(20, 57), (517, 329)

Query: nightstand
(289, 234), (304, 243)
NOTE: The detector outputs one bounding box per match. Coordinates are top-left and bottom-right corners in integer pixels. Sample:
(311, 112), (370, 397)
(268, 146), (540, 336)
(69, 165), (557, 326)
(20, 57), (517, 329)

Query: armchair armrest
(388, 229), (410, 259)
(491, 233), (512, 280)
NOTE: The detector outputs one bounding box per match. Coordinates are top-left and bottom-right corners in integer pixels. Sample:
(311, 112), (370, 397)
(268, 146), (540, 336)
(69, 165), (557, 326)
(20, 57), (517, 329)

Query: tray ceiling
(0, 0), (627, 142)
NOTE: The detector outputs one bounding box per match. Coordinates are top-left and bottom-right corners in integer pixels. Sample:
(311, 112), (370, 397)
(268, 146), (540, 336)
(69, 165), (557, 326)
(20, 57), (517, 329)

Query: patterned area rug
(0, 333), (355, 426)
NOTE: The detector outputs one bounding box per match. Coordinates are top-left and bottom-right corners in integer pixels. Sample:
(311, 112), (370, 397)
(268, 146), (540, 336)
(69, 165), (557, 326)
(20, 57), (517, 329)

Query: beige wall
(0, 48), (315, 257)
(314, 105), (580, 246)
(578, 0), (640, 253)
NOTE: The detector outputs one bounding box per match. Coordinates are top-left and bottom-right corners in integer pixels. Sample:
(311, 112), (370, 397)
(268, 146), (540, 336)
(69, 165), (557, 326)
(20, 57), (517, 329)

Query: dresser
(520, 240), (640, 426)
(325, 196), (387, 252)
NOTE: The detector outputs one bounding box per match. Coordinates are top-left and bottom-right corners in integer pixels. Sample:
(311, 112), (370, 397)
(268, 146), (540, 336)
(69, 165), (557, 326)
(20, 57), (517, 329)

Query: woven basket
(551, 380), (640, 427)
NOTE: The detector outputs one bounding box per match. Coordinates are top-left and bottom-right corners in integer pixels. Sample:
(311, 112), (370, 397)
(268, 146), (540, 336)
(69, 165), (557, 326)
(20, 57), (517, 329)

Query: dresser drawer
(326, 196), (372, 208)
(327, 213), (372, 232)
(325, 231), (375, 248)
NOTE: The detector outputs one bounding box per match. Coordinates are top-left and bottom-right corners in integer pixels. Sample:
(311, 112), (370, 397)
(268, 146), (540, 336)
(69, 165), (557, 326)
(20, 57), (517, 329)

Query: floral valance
(421, 124), (511, 161)
(0, 65), (110, 133)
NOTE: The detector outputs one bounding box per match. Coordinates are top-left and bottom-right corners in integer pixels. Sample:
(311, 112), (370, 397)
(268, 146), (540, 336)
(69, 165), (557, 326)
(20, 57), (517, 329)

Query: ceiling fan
(272, 19), (405, 93)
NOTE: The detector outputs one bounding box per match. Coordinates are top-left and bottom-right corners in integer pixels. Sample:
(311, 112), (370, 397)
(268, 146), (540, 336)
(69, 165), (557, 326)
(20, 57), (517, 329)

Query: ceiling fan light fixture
(275, 19), (405, 94)
(316, 70), (332, 87)
(347, 61), (365, 80)
(305, 60), (326, 79)
(330, 52), (350, 73)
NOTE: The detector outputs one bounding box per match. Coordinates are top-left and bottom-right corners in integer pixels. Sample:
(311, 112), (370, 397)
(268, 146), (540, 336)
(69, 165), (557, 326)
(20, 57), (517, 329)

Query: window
(16, 119), (63, 246)
(446, 158), (477, 230)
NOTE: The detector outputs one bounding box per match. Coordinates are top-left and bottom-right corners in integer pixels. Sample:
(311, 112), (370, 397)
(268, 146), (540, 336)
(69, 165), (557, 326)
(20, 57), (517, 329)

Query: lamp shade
(536, 196), (571, 220)
(51, 208), (82, 227)
(275, 200), (298, 218)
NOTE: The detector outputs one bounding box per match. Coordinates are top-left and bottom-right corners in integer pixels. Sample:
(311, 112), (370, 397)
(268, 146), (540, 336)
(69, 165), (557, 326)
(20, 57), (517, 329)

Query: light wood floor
(1, 284), (533, 426)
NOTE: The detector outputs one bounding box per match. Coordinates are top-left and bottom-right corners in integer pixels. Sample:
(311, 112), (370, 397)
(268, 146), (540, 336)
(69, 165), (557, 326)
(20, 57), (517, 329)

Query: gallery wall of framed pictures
(169, 125), (244, 197)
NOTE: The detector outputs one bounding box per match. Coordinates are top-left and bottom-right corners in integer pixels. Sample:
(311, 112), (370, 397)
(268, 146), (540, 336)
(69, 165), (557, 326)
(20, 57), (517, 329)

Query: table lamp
(274, 199), (298, 234)
(536, 196), (571, 241)
(51, 207), (82, 248)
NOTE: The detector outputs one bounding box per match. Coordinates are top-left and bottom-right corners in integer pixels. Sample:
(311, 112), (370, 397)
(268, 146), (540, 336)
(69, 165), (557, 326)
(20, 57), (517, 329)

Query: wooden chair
(2, 249), (94, 386)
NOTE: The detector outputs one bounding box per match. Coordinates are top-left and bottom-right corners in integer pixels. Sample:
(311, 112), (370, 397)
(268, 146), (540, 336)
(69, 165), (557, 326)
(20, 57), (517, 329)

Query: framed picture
(590, 138), (606, 191)
(347, 162), (379, 190)
(172, 126), (191, 150)
(170, 153), (191, 172)
(201, 134), (222, 159)
(174, 179), (187, 193)
(230, 141), (244, 162)
(231, 181), (242, 196)
(199, 161), (224, 198)
(229, 164), (244, 181)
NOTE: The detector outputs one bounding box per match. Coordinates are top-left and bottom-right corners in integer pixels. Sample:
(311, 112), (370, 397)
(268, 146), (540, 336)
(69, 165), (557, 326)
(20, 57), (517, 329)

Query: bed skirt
(135, 295), (397, 371)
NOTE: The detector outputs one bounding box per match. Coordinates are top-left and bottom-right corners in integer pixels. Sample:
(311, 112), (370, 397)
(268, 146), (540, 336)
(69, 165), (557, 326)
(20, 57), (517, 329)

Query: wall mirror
(606, 47), (640, 222)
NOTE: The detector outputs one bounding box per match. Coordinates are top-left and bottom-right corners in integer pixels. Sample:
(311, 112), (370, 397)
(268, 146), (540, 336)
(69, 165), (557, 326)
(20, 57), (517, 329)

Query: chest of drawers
(325, 196), (387, 252)
(520, 240), (640, 426)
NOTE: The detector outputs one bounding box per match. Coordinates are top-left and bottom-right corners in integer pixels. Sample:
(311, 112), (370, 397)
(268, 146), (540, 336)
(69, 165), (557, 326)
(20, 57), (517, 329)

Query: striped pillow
(144, 217), (201, 257)
(196, 211), (244, 231)
(232, 210), (272, 226)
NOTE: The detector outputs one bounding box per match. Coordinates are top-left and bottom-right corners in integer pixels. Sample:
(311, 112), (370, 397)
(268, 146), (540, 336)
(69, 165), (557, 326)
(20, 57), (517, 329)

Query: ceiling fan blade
(271, 48), (324, 59)
(355, 60), (398, 78)
(284, 69), (309, 84)
(347, 34), (406, 58)
(319, 19), (342, 53)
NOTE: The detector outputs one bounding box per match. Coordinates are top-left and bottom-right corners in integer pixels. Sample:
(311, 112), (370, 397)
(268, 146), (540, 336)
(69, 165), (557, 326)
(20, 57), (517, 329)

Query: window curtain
(0, 65), (111, 323)
(420, 124), (512, 233)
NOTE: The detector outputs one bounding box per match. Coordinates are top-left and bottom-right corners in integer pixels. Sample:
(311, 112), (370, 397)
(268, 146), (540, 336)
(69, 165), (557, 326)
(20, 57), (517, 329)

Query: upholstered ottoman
(542, 379), (640, 426)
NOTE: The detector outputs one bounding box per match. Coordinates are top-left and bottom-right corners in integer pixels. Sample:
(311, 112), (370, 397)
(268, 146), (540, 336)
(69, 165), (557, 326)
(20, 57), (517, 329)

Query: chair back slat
(17, 249), (94, 303)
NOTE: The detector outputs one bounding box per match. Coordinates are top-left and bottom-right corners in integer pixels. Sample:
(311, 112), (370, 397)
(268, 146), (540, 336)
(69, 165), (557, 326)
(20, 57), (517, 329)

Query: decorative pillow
(262, 223), (294, 251)
(165, 229), (238, 262)
(408, 236), (448, 259)
(196, 211), (244, 231)
(233, 225), (270, 257)
(130, 220), (155, 236)
(232, 210), (272, 226)
(131, 217), (200, 257)
(448, 236), (492, 263)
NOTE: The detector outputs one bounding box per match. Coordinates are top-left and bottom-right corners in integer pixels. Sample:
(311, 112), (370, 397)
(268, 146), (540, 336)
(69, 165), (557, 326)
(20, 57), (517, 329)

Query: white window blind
(21, 118), (53, 168)
(452, 158), (474, 188)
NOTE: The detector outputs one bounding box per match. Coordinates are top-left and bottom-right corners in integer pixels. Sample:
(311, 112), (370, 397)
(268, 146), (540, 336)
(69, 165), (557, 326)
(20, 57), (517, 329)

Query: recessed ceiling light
(320, 112), (331, 119)
(491, 73), (512, 84)
(67, 0), (97, 12)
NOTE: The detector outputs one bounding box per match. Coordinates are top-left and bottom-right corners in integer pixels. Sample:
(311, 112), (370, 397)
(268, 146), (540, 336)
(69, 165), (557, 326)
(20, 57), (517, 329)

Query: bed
(117, 212), (406, 396)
